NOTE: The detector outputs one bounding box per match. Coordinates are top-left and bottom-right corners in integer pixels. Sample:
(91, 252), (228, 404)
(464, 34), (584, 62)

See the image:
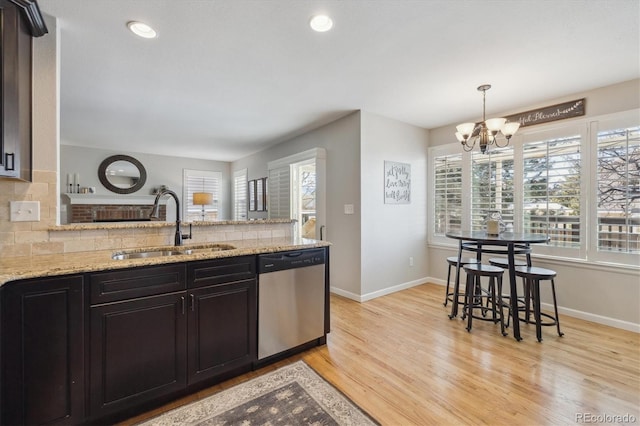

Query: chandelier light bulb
(485, 118), (507, 132)
(456, 123), (475, 138)
(502, 121), (521, 138)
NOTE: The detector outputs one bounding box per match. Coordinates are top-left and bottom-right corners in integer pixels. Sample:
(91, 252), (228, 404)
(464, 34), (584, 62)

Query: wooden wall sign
(504, 98), (585, 128)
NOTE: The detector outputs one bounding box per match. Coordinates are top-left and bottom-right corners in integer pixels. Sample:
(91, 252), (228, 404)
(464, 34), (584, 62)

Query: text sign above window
(504, 99), (585, 128)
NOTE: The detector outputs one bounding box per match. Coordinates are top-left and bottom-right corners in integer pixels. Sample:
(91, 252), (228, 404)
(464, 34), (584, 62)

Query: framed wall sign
(384, 161), (411, 204)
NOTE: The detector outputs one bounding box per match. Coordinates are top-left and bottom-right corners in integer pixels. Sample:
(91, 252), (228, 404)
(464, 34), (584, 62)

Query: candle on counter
(74, 173), (80, 187)
(487, 220), (500, 235)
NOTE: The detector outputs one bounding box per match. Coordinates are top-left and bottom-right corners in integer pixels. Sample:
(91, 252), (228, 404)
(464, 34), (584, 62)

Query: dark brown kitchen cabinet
(88, 292), (187, 420)
(186, 256), (257, 383)
(187, 279), (256, 383)
(87, 264), (187, 420)
(88, 258), (257, 423)
(1, 275), (84, 426)
(0, 0), (47, 180)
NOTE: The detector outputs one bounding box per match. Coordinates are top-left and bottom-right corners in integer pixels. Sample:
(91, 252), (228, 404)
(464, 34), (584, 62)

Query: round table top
(445, 230), (549, 244)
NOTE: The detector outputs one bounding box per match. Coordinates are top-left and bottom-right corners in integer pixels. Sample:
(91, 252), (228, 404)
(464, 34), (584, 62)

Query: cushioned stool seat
(462, 263), (506, 336)
(443, 256), (480, 307)
(514, 266), (564, 342)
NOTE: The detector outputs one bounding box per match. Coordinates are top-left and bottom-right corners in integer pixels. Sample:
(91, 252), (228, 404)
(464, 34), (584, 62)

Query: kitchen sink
(111, 243), (235, 260)
(112, 249), (193, 260)
(190, 243), (236, 252)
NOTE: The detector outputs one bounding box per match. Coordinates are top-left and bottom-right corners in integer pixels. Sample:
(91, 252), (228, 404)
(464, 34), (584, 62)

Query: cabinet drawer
(89, 264), (186, 304)
(188, 255), (256, 289)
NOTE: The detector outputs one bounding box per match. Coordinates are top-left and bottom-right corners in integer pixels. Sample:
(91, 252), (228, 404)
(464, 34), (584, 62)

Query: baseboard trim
(332, 278), (639, 333)
(540, 302), (640, 333)
(330, 277), (428, 303)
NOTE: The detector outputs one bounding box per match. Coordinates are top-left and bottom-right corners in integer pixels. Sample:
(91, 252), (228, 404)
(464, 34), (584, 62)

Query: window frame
(588, 110), (640, 265)
(182, 169), (222, 222)
(517, 123), (587, 259)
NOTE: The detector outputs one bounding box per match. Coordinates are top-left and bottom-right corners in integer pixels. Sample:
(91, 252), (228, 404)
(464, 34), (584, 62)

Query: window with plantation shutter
(268, 166), (290, 219)
(429, 110), (638, 267)
(183, 169), (221, 222)
(471, 147), (514, 231)
(233, 169), (247, 220)
(595, 125), (640, 256)
(523, 135), (581, 248)
(434, 153), (463, 235)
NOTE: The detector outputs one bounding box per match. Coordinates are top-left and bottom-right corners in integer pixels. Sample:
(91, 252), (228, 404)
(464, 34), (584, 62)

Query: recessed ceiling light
(309, 15), (333, 32)
(127, 21), (157, 39)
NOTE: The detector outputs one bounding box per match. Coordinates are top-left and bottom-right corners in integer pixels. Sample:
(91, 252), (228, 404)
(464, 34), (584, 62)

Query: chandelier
(455, 84), (520, 154)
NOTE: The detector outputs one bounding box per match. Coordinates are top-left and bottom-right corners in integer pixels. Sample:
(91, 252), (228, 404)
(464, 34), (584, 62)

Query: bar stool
(514, 266), (564, 342)
(489, 257), (528, 319)
(462, 263), (506, 336)
(443, 256), (480, 307)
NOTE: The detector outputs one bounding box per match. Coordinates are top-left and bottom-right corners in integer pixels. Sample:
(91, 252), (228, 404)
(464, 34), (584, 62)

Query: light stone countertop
(0, 237), (330, 286)
(49, 218), (294, 231)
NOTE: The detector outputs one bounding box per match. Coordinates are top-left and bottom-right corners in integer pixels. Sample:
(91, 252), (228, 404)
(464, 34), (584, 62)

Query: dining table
(445, 230), (549, 341)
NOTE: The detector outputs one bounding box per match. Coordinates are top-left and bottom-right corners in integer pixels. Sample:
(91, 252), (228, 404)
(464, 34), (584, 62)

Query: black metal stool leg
(497, 275), (507, 336)
(444, 263), (452, 306)
(532, 279), (543, 342)
(465, 274), (473, 331)
(551, 279), (564, 337)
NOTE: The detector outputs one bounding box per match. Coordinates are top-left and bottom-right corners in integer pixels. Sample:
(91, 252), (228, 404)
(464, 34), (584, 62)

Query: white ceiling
(38, 0), (640, 162)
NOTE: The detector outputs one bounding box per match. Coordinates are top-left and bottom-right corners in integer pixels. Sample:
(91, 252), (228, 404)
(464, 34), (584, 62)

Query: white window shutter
(233, 169), (248, 220)
(268, 166), (290, 219)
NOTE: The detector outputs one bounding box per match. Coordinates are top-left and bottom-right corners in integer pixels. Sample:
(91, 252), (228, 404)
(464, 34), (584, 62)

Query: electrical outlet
(409, 256), (414, 267)
(344, 204), (354, 215)
(10, 201), (40, 222)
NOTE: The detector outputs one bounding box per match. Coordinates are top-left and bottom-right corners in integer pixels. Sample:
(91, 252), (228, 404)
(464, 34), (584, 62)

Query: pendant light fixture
(455, 84), (520, 154)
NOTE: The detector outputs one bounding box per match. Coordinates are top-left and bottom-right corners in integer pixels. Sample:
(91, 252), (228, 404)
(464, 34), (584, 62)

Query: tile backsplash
(1, 170), (292, 258)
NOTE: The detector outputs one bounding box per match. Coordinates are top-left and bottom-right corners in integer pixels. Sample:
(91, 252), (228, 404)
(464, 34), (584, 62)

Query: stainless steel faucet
(150, 188), (191, 246)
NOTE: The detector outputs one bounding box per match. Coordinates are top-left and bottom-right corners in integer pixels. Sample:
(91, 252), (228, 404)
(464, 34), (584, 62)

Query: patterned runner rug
(136, 361), (379, 426)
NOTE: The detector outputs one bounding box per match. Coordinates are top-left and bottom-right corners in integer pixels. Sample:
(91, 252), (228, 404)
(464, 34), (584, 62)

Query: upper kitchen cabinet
(0, 0), (47, 180)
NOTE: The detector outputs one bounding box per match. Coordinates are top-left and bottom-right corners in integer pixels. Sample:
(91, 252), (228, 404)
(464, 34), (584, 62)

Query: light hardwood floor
(122, 283), (640, 425)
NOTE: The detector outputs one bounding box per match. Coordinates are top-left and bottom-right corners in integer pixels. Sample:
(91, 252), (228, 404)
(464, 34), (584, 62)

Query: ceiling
(37, 0), (640, 162)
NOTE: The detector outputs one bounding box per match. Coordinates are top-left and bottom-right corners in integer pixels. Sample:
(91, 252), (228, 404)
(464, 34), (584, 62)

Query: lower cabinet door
(89, 292), (187, 419)
(187, 279), (257, 384)
(1, 275), (84, 426)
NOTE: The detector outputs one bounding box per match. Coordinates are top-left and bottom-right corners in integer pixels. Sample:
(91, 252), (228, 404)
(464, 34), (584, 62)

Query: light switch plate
(10, 201), (40, 222)
(344, 204), (354, 215)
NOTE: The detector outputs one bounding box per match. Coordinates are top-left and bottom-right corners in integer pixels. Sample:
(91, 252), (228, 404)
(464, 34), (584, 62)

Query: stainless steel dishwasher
(258, 249), (326, 360)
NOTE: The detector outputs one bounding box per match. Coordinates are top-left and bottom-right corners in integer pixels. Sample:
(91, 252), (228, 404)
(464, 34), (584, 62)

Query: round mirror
(98, 154), (147, 194)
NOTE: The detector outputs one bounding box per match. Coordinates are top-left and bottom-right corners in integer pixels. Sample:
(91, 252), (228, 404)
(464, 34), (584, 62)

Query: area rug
(136, 361), (379, 426)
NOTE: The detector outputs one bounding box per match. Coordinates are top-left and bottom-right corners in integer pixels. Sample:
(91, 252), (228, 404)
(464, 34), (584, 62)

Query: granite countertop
(49, 218), (294, 231)
(0, 237), (330, 285)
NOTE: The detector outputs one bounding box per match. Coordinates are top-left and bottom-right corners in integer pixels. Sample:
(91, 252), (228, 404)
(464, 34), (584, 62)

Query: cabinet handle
(191, 294), (195, 312)
(181, 296), (185, 315)
(5, 153), (15, 171)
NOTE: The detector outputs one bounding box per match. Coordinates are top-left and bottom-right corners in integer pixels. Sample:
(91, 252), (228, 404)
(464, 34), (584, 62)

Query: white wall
(233, 112), (362, 296)
(427, 79), (640, 331)
(360, 112), (429, 299)
(233, 110), (430, 301)
(60, 145), (232, 222)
